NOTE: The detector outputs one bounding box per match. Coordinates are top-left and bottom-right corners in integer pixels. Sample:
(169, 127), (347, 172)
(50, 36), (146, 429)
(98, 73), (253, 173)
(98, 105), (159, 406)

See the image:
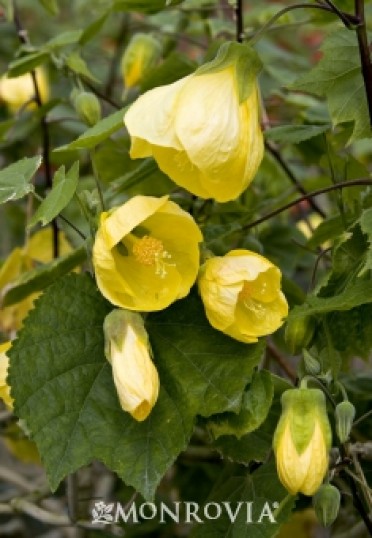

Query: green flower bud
(121, 34), (162, 89)
(335, 401), (356, 443)
(74, 91), (101, 126)
(273, 388), (332, 496)
(313, 484), (341, 527)
(285, 316), (316, 355)
(303, 349), (321, 376)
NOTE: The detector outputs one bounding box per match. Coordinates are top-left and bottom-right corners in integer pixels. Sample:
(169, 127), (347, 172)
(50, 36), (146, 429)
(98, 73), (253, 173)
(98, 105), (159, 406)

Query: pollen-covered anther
(132, 235), (174, 278)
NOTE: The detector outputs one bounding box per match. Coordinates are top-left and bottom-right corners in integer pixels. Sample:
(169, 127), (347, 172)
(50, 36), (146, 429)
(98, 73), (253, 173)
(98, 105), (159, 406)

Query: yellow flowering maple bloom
(93, 195), (202, 311)
(0, 229), (72, 334)
(198, 249), (288, 343)
(124, 58), (263, 202)
(0, 341), (13, 409)
(273, 388), (332, 496)
(104, 309), (159, 421)
(0, 68), (49, 112)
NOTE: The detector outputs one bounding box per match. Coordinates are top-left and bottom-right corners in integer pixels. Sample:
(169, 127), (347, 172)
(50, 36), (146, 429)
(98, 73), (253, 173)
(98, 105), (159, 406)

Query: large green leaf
(9, 275), (263, 500)
(265, 124), (330, 144)
(54, 108), (127, 152)
(191, 463), (295, 538)
(292, 29), (371, 142)
(0, 156), (41, 204)
(289, 279), (372, 321)
(28, 162), (79, 229)
(207, 370), (274, 439)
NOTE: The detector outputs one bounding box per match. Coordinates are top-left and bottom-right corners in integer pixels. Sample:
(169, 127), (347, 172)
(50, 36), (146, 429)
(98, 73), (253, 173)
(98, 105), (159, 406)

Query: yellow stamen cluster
(132, 235), (173, 278)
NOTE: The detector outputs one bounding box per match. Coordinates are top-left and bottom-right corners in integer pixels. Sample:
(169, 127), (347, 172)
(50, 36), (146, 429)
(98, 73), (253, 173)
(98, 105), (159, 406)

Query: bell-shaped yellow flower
(124, 42), (264, 203)
(104, 309), (159, 421)
(198, 249), (288, 343)
(0, 68), (49, 112)
(93, 195), (202, 312)
(121, 33), (162, 89)
(0, 229), (72, 334)
(0, 341), (13, 409)
(273, 388), (332, 496)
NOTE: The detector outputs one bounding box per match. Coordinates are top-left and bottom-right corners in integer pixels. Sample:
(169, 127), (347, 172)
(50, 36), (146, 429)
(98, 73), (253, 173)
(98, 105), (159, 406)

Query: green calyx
(313, 484), (341, 527)
(195, 41), (262, 103)
(103, 309), (148, 362)
(275, 388), (332, 455)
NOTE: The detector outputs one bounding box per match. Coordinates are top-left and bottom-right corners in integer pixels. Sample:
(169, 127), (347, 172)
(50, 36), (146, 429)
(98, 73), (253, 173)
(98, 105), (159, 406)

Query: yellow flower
(198, 249), (288, 343)
(93, 195), (202, 311)
(0, 341), (13, 409)
(104, 309), (159, 421)
(0, 68), (49, 112)
(121, 33), (162, 89)
(273, 388), (332, 496)
(124, 43), (264, 202)
(0, 229), (72, 334)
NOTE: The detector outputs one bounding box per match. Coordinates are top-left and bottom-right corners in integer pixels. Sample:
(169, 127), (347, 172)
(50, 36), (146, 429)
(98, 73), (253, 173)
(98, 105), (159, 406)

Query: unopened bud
(103, 309), (159, 422)
(313, 484), (341, 527)
(335, 401), (356, 443)
(121, 34), (162, 89)
(285, 316), (316, 355)
(303, 349), (321, 376)
(74, 91), (101, 126)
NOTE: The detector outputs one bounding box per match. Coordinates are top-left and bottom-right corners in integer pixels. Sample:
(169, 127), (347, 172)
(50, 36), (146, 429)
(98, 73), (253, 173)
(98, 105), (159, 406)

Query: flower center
(238, 281), (265, 318)
(132, 235), (173, 278)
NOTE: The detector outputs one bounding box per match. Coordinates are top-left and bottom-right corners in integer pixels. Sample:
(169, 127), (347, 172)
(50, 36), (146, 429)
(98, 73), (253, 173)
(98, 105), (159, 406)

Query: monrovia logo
(91, 500), (279, 525)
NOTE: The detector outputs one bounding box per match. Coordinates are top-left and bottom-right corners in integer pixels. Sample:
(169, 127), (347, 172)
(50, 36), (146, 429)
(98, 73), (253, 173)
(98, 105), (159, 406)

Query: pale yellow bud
(103, 309), (159, 421)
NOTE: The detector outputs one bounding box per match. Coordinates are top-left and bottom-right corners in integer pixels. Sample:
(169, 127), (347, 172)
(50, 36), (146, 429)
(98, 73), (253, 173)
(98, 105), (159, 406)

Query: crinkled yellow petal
(300, 421), (329, 496)
(199, 278), (241, 331)
(111, 326), (159, 421)
(234, 292), (288, 341)
(207, 250), (274, 286)
(151, 145), (210, 199)
(26, 228), (72, 262)
(102, 195), (169, 249)
(124, 77), (189, 152)
(93, 197), (202, 311)
(0, 69), (48, 112)
(0, 248), (24, 289)
(276, 421), (308, 495)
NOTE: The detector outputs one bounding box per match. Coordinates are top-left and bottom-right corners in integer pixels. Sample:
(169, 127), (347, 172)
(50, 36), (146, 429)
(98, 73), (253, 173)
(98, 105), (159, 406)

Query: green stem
(355, 0), (372, 128)
(248, 3), (357, 45)
(242, 179), (372, 230)
(235, 0), (244, 43)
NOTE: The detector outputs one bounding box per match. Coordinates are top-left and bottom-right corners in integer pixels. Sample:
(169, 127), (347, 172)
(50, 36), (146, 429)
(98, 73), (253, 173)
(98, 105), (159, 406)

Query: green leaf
(191, 463), (295, 538)
(46, 30), (83, 50)
(265, 124), (330, 144)
(79, 13), (109, 45)
(9, 277), (263, 500)
(207, 370), (274, 439)
(54, 108), (127, 152)
(326, 304), (372, 360)
(289, 280), (372, 321)
(0, 156), (41, 204)
(38, 0), (59, 15)
(1, 247), (86, 307)
(113, 0), (183, 13)
(65, 52), (99, 82)
(7, 52), (50, 77)
(140, 52), (197, 92)
(358, 208), (372, 275)
(212, 374), (290, 465)
(292, 29), (371, 143)
(307, 215), (344, 249)
(28, 162), (79, 229)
